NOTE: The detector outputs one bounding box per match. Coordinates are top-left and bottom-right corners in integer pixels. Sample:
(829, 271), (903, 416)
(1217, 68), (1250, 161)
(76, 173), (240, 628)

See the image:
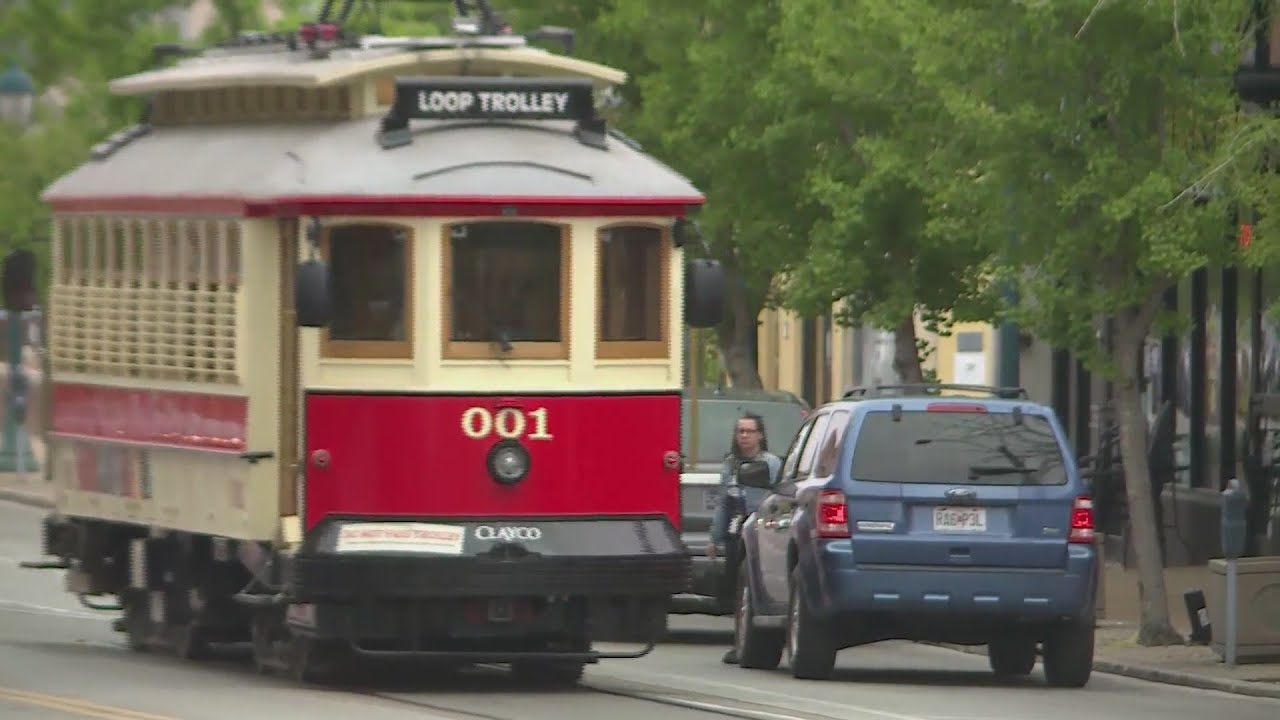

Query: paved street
(2, 500), (1279, 719)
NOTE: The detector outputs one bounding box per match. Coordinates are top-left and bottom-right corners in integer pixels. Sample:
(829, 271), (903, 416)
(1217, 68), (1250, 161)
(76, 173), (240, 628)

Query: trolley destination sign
(393, 76), (596, 122)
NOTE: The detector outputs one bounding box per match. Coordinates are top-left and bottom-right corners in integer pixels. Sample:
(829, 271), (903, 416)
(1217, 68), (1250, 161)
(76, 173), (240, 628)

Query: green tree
(0, 0), (182, 262)
(902, 0), (1268, 645)
(1, 0), (178, 120)
(590, 0), (824, 387)
(205, 0), (269, 42)
(771, 0), (1002, 383)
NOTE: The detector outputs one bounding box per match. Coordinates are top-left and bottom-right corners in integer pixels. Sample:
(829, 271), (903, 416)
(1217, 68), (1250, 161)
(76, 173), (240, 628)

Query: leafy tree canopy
(774, 0), (1001, 344)
(886, 0), (1270, 645)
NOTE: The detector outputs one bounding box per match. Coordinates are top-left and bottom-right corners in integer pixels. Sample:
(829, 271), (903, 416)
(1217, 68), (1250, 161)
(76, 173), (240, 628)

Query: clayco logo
(474, 525), (543, 541)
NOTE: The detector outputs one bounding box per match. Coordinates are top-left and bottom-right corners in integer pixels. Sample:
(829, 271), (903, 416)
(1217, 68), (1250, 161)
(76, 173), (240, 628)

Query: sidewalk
(1091, 562), (1280, 697)
(0, 434), (51, 509)
(943, 561), (1280, 698)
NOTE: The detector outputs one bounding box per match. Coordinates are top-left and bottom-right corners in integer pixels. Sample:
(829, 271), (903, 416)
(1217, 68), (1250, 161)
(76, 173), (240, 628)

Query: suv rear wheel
(988, 635), (1036, 677)
(1042, 617), (1094, 688)
(786, 567), (836, 680)
(734, 560), (783, 670)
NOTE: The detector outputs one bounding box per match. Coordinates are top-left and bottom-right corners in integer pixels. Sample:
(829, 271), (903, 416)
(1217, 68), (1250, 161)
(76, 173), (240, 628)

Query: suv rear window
(850, 409), (1067, 486)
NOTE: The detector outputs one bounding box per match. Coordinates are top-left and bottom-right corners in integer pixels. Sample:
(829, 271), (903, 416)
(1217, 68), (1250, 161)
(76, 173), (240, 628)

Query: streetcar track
(581, 678), (839, 720)
(346, 663), (835, 720)
(0, 596), (839, 720)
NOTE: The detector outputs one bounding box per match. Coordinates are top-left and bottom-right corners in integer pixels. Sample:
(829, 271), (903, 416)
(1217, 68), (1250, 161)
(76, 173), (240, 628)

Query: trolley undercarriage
(35, 513), (687, 682)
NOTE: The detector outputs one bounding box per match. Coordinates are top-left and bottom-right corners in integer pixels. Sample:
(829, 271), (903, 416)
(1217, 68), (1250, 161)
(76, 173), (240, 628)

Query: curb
(0, 487), (54, 509)
(930, 642), (1280, 700)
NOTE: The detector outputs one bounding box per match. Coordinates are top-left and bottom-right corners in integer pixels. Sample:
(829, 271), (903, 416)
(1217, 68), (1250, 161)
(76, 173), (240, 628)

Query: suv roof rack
(842, 383), (1029, 400)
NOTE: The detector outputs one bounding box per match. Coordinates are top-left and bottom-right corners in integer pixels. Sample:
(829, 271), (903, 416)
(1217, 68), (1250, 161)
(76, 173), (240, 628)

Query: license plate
(932, 506), (987, 532)
(488, 599), (514, 622)
(703, 491), (719, 511)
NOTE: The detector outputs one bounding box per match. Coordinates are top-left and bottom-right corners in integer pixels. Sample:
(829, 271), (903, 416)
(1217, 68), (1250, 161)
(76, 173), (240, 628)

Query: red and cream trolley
(24, 9), (724, 684)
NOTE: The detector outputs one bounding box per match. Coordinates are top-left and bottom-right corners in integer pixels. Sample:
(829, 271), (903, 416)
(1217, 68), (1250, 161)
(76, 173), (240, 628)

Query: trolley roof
(43, 35), (702, 218)
(42, 115), (702, 217)
(106, 44), (627, 95)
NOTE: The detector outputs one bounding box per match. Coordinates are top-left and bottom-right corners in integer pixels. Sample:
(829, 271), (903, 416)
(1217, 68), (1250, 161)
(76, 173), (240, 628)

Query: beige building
(755, 308), (997, 408)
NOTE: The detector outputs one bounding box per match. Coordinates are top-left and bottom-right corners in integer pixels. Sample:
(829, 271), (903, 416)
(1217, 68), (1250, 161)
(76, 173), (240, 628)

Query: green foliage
(900, 0), (1263, 375)
(204, 0), (269, 43)
(772, 0), (1001, 338)
(0, 1), (182, 264)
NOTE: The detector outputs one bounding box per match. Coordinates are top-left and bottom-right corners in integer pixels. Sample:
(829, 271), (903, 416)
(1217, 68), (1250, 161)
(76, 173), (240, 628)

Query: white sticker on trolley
(334, 522), (465, 555)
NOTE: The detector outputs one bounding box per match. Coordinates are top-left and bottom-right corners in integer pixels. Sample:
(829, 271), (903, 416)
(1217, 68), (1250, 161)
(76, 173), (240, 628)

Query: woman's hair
(728, 412), (769, 460)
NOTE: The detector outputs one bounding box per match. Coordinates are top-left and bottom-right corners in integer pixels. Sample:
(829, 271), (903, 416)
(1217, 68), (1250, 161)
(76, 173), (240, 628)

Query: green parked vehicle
(670, 387), (808, 615)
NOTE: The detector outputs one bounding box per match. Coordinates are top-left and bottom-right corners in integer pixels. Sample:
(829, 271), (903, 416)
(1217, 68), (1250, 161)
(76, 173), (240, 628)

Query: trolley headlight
(487, 440), (531, 485)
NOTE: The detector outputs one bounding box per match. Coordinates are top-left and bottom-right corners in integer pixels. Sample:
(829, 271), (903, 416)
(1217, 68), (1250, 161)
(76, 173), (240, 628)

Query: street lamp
(0, 63), (35, 127)
(0, 62), (40, 476)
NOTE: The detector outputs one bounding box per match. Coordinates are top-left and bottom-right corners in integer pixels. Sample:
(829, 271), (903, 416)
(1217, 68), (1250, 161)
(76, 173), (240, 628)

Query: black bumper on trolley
(286, 515), (691, 601)
(290, 552), (690, 599)
(279, 517), (686, 660)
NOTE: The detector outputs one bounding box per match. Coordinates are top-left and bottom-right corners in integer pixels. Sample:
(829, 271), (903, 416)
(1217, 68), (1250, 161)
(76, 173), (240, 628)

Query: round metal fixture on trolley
(487, 439), (530, 485)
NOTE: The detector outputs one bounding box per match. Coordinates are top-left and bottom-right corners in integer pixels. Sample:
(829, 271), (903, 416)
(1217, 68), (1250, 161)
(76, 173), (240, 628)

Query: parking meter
(1221, 478), (1249, 666)
(1221, 479), (1248, 561)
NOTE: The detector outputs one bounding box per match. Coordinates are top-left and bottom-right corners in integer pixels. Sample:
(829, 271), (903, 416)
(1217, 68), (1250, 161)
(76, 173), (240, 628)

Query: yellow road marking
(0, 687), (178, 720)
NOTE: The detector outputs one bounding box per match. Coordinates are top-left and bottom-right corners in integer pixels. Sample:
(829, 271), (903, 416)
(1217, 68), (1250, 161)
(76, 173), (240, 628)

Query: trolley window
(323, 223), (414, 359)
(443, 221), (569, 360)
(597, 224), (669, 359)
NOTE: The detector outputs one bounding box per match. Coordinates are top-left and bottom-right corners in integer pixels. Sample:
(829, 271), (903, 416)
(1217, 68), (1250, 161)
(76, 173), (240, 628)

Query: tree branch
(1159, 130), (1266, 210)
(1171, 0), (1185, 56)
(1076, 0), (1114, 39)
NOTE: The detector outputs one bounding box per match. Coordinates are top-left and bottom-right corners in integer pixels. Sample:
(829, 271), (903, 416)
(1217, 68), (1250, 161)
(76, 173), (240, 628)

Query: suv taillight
(1068, 496), (1095, 544)
(817, 490), (850, 539)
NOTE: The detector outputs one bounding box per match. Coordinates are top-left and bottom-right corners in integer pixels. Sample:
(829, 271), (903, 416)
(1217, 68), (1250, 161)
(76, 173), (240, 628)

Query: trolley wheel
(250, 609), (285, 676)
(122, 590), (151, 653)
(170, 623), (210, 660)
(286, 635), (351, 685)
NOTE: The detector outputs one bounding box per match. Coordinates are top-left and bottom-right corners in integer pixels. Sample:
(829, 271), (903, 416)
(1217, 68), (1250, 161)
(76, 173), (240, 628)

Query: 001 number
(460, 407), (553, 441)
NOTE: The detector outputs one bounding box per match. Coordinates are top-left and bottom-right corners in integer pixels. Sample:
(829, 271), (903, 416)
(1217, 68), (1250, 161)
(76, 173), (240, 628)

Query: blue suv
(732, 384), (1097, 687)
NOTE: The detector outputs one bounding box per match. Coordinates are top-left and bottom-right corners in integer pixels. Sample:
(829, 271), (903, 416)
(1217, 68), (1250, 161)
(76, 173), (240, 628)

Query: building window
(323, 223), (413, 359)
(443, 221), (568, 360)
(597, 224), (669, 359)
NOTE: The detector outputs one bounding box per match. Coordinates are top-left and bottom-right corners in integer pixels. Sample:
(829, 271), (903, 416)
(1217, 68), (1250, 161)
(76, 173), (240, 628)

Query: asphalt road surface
(2, 499), (1278, 720)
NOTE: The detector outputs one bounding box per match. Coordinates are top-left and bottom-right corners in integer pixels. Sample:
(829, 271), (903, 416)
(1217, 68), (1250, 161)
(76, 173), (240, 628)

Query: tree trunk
(892, 312), (925, 384)
(715, 264), (764, 389)
(1112, 321), (1183, 646)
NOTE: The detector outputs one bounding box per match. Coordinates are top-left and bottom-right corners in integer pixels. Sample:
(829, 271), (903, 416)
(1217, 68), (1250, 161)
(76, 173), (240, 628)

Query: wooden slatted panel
(49, 215), (242, 385)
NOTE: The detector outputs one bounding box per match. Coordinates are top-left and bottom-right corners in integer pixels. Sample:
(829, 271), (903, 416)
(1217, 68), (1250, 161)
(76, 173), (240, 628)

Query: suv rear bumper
(812, 544), (1097, 621)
